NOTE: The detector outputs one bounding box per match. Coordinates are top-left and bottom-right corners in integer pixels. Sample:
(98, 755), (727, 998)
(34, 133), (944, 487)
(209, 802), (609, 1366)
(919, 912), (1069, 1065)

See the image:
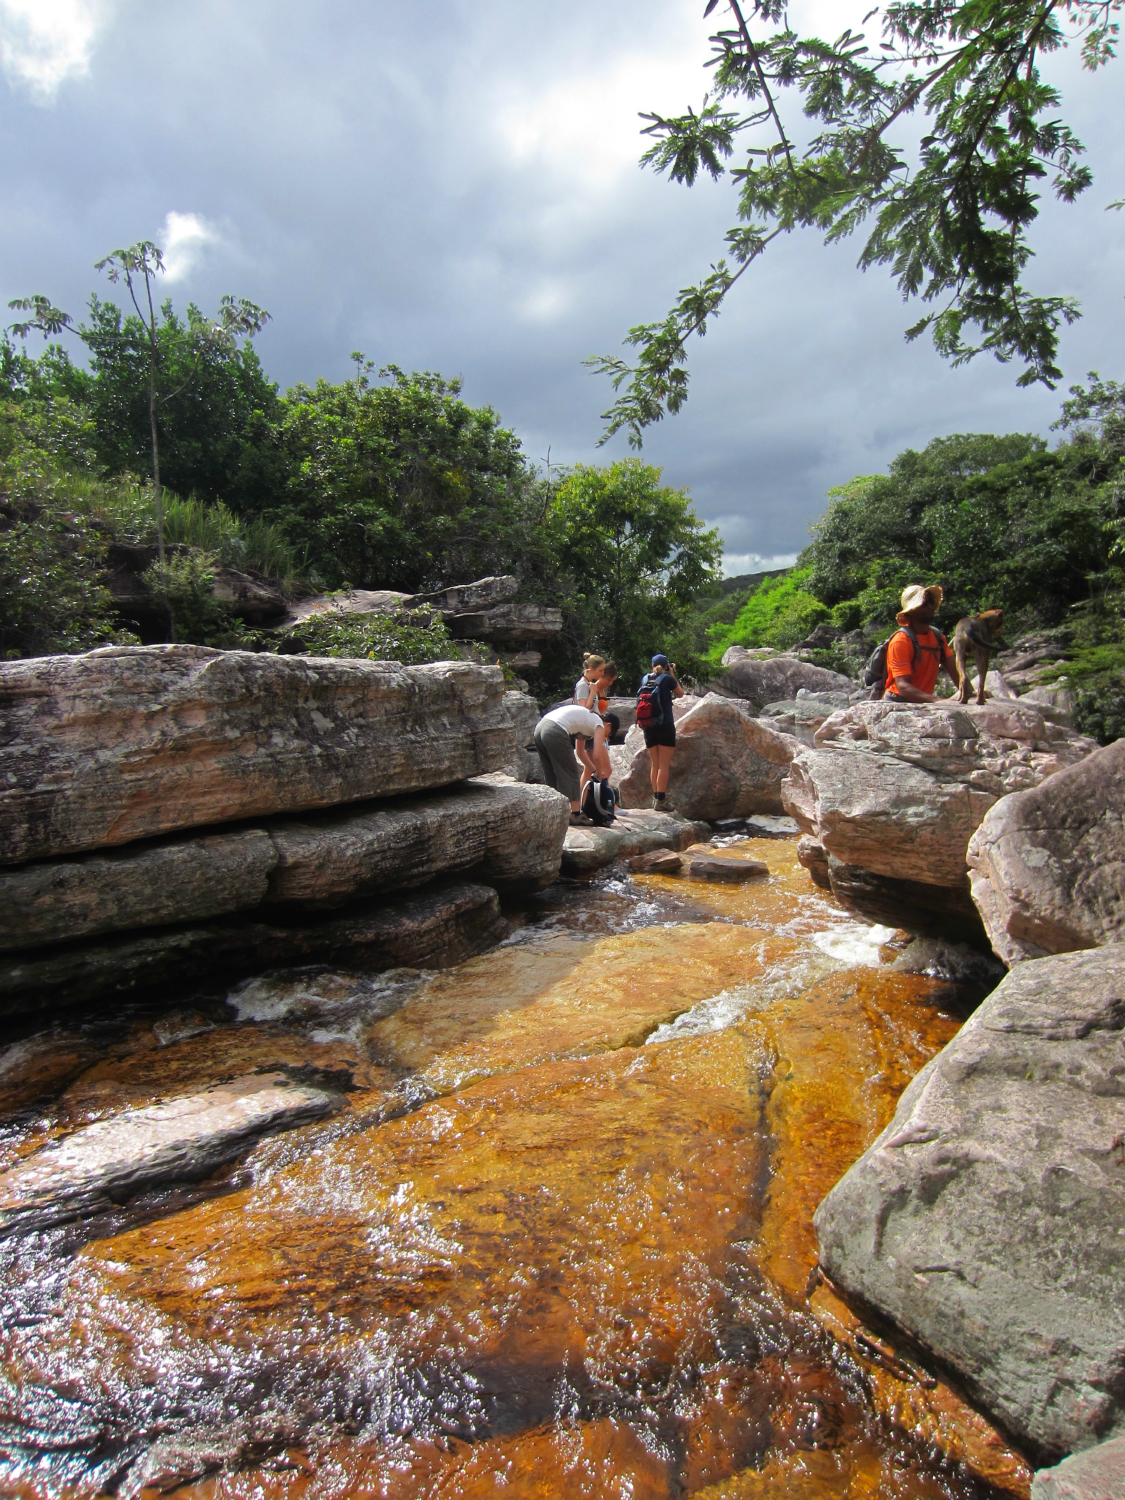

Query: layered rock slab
(0, 646), (513, 865)
(0, 1073), (342, 1238)
(783, 700), (1095, 932)
(0, 781), (569, 951)
(715, 646), (854, 707)
(814, 947), (1125, 1461)
(0, 882), (508, 1018)
(615, 693), (800, 820)
(560, 810), (710, 876)
(968, 737), (1125, 964)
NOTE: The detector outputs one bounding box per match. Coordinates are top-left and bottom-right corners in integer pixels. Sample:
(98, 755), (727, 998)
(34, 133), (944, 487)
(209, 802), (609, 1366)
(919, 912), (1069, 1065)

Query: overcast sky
(2, 0), (1122, 574)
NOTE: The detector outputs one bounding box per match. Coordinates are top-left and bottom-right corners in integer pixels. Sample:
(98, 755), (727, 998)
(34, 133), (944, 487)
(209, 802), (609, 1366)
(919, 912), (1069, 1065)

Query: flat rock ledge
(968, 737), (1125, 965)
(0, 646), (515, 865)
(814, 947), (1125, 1462)
(0, 881), (509, 1019)
(561, 810), (711, 876)
(0, 780), (569, 953)
(0, 1072), (342, 1238)
(783, 699), (1096, 937)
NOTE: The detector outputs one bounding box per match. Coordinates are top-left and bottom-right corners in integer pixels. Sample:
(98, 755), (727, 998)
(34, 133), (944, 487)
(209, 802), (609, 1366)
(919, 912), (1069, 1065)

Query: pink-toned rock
(0, 646), (514, 865)
(967, 737), (1125, 964)
(627, 849), (683, 875)
(615, 693), (799, 820)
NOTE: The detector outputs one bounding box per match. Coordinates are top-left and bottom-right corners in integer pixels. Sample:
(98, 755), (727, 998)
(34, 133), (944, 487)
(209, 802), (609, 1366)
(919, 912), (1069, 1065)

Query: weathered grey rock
(280, 587), (411, 628)
(681, 845), (769, 883)
(782, 700), (1095, 930)
(815, 947), (1125, 1462)
(0, 882), (509, 1019)
(628, 848), (683, 874)
(1020, 682), (1078, 729)
(0, 1073), (342, 1238)
(714, 646), (854, 707)
(968, 737), (1125, 964)
(760, 689), (855, 745)
(501, 689), (545, 782)
(1032, 1436), (1125, 1499)
(107, 543), (289, 630)
(796, 835), (831, 889)
(266, 780), (569, 905)
(615, 693), (799, 820)
(209, 566), (290, 625)
(447, 602), (563, 643)
(0, 829), (277, 953)
(606, 696), (638, 733)
(409, 575), (520, 616)
(560, 810), (711, 876)
(0, 646), (513, 865)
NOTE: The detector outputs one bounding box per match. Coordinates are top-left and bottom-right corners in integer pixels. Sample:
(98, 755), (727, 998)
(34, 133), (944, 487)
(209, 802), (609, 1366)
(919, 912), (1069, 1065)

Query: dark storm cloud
(2, 0), (1122, 572)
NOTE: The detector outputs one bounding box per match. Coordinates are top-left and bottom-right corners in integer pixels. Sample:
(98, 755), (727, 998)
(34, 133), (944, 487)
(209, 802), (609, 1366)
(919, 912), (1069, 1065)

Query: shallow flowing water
(0, 831), (1030, 1498)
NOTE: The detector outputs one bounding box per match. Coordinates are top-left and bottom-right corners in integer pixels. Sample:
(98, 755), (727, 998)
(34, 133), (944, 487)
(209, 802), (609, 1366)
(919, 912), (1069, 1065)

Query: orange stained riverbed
(0, 834), (1031, 1499)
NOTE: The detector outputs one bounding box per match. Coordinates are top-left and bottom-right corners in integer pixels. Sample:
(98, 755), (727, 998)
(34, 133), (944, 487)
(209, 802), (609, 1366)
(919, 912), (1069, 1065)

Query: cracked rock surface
(814, 946), (1125, 1462)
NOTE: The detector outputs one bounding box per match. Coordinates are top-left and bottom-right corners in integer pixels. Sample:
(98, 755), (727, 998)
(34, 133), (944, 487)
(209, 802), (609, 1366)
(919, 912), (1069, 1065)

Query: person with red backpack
(876, 585), (960, 702)
(636, 654), (683, 809)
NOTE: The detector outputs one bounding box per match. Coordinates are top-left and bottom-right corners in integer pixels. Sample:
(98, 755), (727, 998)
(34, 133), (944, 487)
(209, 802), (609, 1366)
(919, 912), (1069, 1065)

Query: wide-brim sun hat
(896, 584), (943, 625)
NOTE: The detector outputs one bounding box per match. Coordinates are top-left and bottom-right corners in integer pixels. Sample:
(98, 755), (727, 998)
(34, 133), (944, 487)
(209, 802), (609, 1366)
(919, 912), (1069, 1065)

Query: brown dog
(954, 609), (1003, 704)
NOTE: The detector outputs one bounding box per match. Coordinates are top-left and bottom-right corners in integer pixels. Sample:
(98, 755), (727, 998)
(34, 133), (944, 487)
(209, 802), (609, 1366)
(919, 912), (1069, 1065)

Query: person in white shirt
(534, 703), (610, 823)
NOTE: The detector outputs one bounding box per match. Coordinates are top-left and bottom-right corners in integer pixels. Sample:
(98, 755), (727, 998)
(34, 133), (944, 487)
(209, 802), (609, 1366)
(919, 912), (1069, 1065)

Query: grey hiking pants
(534, 720), (581, 802)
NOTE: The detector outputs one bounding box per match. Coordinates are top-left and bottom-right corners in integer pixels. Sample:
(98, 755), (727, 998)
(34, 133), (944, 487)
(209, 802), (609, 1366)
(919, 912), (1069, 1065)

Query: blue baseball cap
(651, 653), (669, 666)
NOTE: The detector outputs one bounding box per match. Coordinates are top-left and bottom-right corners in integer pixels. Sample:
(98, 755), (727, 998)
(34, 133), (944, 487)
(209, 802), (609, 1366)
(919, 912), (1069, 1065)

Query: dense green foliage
(276, 610), (465, 666)
(592, 2), (1121, 445)
(542, 460), (722, 689)
(707, 568), (829, 659)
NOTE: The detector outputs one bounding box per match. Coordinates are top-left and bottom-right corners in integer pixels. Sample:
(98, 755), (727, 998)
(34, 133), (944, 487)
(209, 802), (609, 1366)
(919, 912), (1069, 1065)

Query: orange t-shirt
(884, 628), (954, 697)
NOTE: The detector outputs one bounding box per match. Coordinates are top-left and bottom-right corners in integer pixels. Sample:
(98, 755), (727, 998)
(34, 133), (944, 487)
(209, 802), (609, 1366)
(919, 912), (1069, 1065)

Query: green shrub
(278, 610), (463, 665)
(1074, 683), (1125, 745)
(707, 568), (827, 660)
(141, 551), (244, 647)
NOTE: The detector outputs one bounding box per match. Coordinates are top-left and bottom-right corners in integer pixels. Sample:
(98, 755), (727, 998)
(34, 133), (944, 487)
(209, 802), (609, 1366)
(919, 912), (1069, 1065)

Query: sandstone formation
(0, 1073), (342, 1238)
(0, 882), (509, 1018)
(815, 947), (1125, 1462)
(967, 737), (1125, 964)
(560, 810), (711, 876)
(282, 587), (412, 627)
(1031, 1437), (1125, 1499)
(628, 849), (683, 874)
(410, 575), (520, 614)
(500, 689), (544, 781)
(760, 689), (855, 745)
(107, 542), (289, 632)
(681, 845), (769, 883)
(0, 647), (514, 865)
(614, 693), (800, 820)
(796, 834), (831, 889)
(783, 699), (1095, 934)
(714, 645), (854, 707)
(446, 601), (563, 644)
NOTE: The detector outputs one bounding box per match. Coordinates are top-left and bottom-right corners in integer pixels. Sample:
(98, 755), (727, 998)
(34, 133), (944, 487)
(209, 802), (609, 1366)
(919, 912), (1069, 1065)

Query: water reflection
(0, 838), (1029, 1498)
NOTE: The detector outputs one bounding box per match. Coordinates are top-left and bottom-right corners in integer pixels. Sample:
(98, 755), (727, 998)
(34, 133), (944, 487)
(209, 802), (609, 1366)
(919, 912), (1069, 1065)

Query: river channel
(0, 825), (1031, 1499)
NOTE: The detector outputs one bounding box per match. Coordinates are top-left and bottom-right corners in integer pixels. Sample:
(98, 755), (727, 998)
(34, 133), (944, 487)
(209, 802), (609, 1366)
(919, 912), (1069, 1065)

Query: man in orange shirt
(883, 584), (960, 702)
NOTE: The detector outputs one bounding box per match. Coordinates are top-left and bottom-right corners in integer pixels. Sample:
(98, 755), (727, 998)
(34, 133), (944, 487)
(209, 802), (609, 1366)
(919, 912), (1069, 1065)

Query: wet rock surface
(968, 737), (1125, 964)
(0, 1073), (342, 1238)
(681, 844), (770, 883)
(783, 699), (1096, 934)
(615, 693), (799, 820)
(1, 647), (514, 864)
(715, 646), (855, 707)
(815, 946), (1125, 1462)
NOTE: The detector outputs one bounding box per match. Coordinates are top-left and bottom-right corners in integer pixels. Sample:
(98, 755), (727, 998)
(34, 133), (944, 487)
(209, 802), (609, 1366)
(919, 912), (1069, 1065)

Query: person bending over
(638, 654), (683, 809)
(883, 585), (959, 702)
(534, 702), (610, 824)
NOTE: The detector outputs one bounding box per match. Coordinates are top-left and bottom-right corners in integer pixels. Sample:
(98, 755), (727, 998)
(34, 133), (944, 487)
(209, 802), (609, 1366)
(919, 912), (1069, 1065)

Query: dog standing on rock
(954, 609), (1003, 705)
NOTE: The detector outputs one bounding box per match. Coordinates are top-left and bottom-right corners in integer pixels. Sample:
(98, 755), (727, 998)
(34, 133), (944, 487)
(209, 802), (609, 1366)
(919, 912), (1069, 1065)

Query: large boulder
(446, 602), (563, 643)
(714, 646), (854, 708)
(782, 699), (1095, 933)
(0, 647), (514, 865)
(967, 737), (1125, 964)
(409, 575), (520, 615)
(0, 780), (569, 953)
(814, 947), (1125, 1463)
(614, 693), (799, 820)
(560, 809), (710, 876)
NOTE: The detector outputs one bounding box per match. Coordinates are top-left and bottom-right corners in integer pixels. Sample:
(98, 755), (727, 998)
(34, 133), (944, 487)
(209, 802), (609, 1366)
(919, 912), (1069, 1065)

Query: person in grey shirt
(534, 703), (609, 823)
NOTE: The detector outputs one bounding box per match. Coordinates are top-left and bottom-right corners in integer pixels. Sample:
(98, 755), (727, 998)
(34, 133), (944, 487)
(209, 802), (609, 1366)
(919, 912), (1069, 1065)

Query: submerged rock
(815, 946), (1125, 1461)
(0, 646), (514, 865)
(783, 699), (1095, 936)
(0, 1072), (341, 1238)
(714, 647), (854, 707)
(615, 694), (799, 820)
(681, 846), (770, 883)
(0, 882), (509, 1018)
(967, 737), (1125, 964)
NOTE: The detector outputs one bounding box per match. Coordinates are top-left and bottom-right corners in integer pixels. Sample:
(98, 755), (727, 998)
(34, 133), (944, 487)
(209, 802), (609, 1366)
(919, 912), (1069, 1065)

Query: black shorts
(643, 724), (676, 749)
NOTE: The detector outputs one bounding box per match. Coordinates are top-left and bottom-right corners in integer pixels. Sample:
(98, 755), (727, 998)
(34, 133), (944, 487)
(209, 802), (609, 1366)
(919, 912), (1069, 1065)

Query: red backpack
(635, 674), (665, 729)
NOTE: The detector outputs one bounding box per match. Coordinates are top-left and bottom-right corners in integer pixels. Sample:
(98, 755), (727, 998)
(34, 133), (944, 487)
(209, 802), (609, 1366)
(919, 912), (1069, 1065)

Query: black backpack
(864, 625), (947, 695)
(635, 673), (665, 729)
(581, 778), (617, 827)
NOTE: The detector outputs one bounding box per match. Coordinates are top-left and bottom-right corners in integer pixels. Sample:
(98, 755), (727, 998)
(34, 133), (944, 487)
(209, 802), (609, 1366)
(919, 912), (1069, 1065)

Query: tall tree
(9, 242), (269, 564)
(589, 1), (1121, 446)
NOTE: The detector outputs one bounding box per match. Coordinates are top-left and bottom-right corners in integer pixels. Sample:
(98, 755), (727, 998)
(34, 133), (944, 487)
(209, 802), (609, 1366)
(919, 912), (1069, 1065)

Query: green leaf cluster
(706, 567), (829, 659)
(278, 610), (463, 666)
